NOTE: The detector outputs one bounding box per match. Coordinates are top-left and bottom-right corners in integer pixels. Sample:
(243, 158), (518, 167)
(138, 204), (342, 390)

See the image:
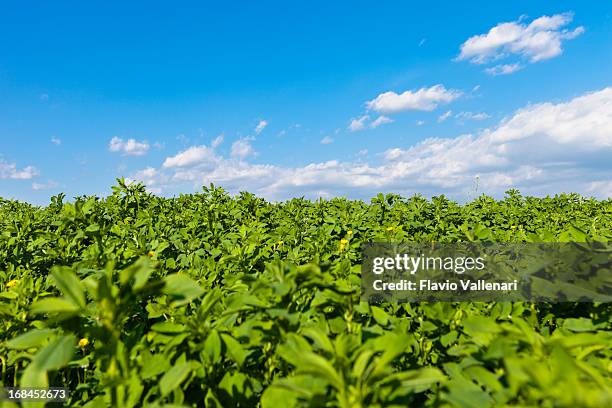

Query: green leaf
(6, 329), (56, 350)
(141, 353), (171, 380)
(261, 375), (328, 408)
(293, 352), (343, 390)
(462, 316), (501, 346)
(277, 336), (343, 390)
(563, 318), (596, 332)
(221, 334), (249, 367)
(379, 367), (446, 390)
(159, 361), (192, 396)
(440, 330), (458, 347)
(204, 329), (222, 364)
(351, 349), (376, 380)
(119, 258), (155, 291)
(35, 335), (77, 371)
(51, 267), (86, 309)
(219, 371), (254, 401)
(162, 274), (204, 305)
(369, 332), (410, 380)
(30, 298), (81, 315)
(443, 377), (493, 408)
(20, 363), (48, 390)
(150, 321), (186, 333)
(371, 306), (390, 326)
(302, 327), (334, 354)
(20, 335), (76, 389)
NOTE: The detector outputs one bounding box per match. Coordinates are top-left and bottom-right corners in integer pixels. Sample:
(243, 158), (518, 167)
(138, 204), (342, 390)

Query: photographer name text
(372, 279), (519, 292)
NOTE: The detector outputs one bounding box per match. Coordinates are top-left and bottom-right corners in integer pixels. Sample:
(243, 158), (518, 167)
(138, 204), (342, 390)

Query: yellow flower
(277, 240), (284, 246)
(6, 279), (18, 288)
(386, 226), (395, 232)
(339, 238), (349, 251)
(347, 230), (353, 236)
(147, 251), (155, 257)
(78, 338), (89, 348)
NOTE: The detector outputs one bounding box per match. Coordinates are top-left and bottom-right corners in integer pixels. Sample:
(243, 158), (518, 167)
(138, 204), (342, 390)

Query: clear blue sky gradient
(1, 1), (611, 203)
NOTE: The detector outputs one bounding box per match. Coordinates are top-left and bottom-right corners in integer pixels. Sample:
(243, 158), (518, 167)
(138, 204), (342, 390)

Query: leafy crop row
(1, 181), (611, 407)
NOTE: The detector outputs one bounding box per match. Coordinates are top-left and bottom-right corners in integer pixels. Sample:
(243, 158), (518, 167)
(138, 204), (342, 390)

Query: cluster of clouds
(127, 87), (612, 199)
(346, 12), (583, 134)
(6, 11), (607, 200)
(0, 139), (60, 190)
(109, 137), (150, 156)
(349, 84), (461, 132)
(457, 12), (584, 75)
(0, 160), (39, 180)
(349, 114), (394, 132)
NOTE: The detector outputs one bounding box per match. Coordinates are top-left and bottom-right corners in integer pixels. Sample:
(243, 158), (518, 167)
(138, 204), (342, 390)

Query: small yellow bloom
(6, 279), (18, 288)
(339, 238), (349, 251)
(386, 226), (395, 232)
(277, 240), (284, 246)
(347, 230), (353, 236)
(78, 338), (89, 348)
(147, 251), (155, 257)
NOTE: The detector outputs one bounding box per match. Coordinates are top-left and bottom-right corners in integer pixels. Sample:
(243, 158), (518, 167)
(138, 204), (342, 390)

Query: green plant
(0, 182), (610, 406)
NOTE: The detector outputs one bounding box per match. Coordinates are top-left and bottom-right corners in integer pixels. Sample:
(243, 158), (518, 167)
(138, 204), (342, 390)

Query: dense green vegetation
(1, 180), (611, 407)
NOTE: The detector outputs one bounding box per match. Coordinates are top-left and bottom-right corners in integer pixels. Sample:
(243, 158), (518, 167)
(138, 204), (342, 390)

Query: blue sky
(1, 1), (611, 203)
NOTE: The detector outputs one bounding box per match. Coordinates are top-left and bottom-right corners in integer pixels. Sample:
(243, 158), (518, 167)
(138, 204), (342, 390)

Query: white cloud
(485, 63), (523, 76)
(211, 134), (224, 148)
(0, 160), (39, 180)
(349, 115), (369, 132)
(177, 134), (190, 144)
(349, 115), (394, 131)
(133, 167), (160, 183)
(131, 87), (612, 199)
(456, 111), (491, 121)
(370, 116), (394, 128)
(383, 148), (404, 161)
(231, 138), (256, 159)
(367, 85), (461, 114)
(587, 181), (612, 197)
(416, 120), (425, 126)
(255, 120), (268, 135)
(32, 180), (59, 190)
(126, 167), (167, 194)
(320, 136), (334, 145)
(51, 137), (62, 145)
(438, 110), (453, 122)
(488, 87), (612, 147)
(458, 12), (583, 70)
(109, 137), (150, 156)
(163, 145), (218, 168)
